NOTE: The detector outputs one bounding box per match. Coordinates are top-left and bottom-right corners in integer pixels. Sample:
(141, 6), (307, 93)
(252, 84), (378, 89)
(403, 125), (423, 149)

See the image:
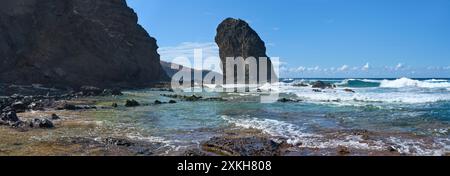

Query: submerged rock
(202, 136), (289, 156)
(344, 88), (355, 93)
(168, 100), (177, 104)
(311, 81), (335, 89)
(125, 99), (140, 107)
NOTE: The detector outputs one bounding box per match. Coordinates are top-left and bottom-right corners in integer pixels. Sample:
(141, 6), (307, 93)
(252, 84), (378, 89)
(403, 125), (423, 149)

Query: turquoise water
(91, 78), (450, 155)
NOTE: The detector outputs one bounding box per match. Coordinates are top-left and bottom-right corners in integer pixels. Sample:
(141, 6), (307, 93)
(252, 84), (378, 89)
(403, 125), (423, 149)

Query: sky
(126, 0), (450, 78)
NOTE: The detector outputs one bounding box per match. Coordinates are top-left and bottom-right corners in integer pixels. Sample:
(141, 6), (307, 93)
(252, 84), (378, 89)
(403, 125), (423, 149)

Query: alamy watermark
(169, 49), (280, 103)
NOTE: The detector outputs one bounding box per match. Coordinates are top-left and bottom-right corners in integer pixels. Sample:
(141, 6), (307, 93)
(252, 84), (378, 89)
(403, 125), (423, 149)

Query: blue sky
(127, 0), (450, 78)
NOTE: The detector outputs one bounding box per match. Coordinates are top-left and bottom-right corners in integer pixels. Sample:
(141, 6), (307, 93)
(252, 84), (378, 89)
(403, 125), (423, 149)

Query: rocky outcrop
(0, 0), (168, 89)
(160, 61), (221, 83)
(215, 18), (277, 84)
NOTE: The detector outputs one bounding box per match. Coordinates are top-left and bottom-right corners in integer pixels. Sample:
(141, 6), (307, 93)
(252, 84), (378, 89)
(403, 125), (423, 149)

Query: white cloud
(395, 63), (404, 70)
(296, 66), (306, 72)
(338, 65), (349, 71)
(362, 63), (370, 71)
(444, 66), (450, 70)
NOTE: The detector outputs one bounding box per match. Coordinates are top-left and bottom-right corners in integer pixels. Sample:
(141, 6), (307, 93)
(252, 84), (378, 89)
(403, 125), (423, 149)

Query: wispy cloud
(338, 65), (349, 71)
(362, 63), (370, 71)
(395, 63), (404, 70)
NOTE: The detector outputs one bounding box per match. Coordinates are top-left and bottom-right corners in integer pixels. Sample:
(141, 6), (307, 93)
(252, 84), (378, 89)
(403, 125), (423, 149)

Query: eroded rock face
(215, 18), (277, 84)
(0, 0), (168, 88)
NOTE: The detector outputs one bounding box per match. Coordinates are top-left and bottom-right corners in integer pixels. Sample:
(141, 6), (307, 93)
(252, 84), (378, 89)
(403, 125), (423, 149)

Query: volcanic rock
(215, 18), (277, 84)
(0, 0), (168, 88)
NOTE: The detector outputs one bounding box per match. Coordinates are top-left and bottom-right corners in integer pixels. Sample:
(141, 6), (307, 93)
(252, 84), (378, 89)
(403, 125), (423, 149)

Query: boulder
(1, 110), (20, 123)
(51, 113), (60, 120)
(11, 101), (28, 113)
(311, 81), (335, 89)
(29, 118), (54, 128)
(125, 99), (140, 107)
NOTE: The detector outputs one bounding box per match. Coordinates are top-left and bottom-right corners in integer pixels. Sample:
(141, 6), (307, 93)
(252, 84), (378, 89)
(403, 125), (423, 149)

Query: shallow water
(78, 78), (450, 156)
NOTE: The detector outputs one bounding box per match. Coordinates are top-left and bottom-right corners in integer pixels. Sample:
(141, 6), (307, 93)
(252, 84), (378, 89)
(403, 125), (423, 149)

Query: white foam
(287, 87), (450, 104)
(221, 115), (384, 151)
(222, 115), (449, 155)
(380, 77), (450, 88)
(388, 137), (448, 156)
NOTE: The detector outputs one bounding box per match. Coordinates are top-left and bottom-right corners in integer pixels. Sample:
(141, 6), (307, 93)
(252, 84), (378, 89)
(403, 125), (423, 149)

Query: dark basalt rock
(311, 81), (335, 89)
(344, 88), (355, 93)
(51, 113), (60, 120)
(29, 118), (54, 128)
(0, 0), (168, 88)
(168, 100), (177, 104)
(79, 86), (103, 96)
(125, 99), (140, 107)
(1, 110), (20, 123)
(11, 101), (28, 113)
(202, 136), (289, 156)
(215, 18), (277, 84)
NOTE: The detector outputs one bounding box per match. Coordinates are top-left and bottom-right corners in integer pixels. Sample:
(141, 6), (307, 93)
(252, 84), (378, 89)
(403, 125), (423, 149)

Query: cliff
(0, 0), (168, 89)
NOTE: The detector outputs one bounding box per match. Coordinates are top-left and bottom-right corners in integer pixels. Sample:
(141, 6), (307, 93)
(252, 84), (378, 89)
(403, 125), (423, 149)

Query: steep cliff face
(0, 0), (168, 88)
(215, 18), (277, 84)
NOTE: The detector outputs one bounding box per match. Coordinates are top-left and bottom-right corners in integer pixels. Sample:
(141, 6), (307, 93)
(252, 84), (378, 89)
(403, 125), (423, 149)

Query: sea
(86, 77), (450, 156)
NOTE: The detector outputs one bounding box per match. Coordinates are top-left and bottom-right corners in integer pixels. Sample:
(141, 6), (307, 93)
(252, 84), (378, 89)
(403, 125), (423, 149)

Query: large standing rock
(215, 18), (277, 84)
(0, 0), (168, 89)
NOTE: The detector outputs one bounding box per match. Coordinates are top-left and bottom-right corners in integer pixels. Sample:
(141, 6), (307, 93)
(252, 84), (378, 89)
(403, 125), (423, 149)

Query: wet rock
(103, 138), (134, 147)
(51, 114), (60, 120)
(351, 129), (370, 140)
(154, 100), (163, 105)
(1, 110), (20, 123)
(29, 118), (54, 129)
(344, 89), (355, 93)
(311, 81), (335, 89)
(112, 103), (118, 108)
(185, 95), (202, 101)
(102, 88), (123, 96)
(168, 100), (177, 104)
(312, 89), (322, 93)
(293, 83), (309, 87)
(125, 99), (140, 107)
(80, 86), (103, 96)
(278, 98), (302, 103)
(337, 146), (351, 155)
(57, 103), (79, 110)
(388, 146), (398, 152)
(202, 136), (288, 156)
(11, 101), (28, 113)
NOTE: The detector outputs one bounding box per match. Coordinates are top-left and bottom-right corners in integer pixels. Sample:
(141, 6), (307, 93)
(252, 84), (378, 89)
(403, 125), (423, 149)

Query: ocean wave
(336, 79), (381, 88)
(288, 88), (450, 104)
(380, 77), (450, 88)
